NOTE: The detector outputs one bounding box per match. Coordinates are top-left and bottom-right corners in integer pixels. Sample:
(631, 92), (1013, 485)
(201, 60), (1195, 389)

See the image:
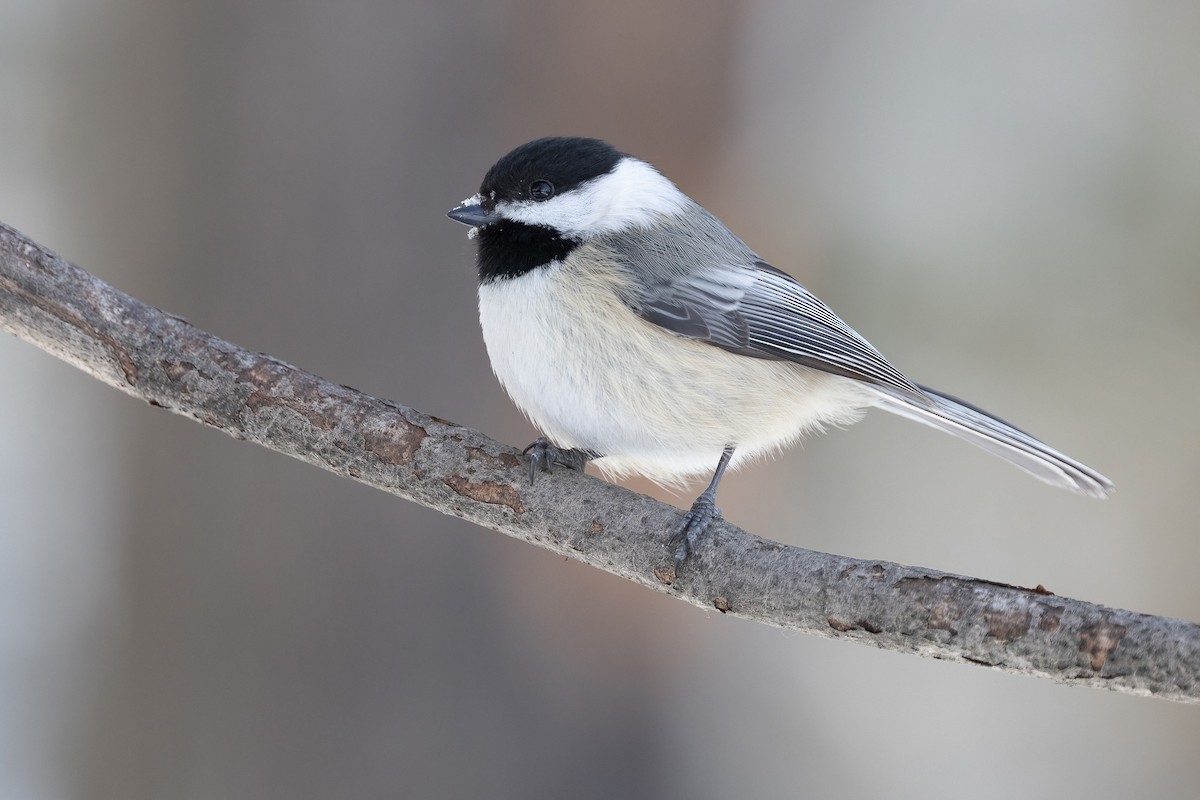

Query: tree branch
(2, 220), (1197, 703)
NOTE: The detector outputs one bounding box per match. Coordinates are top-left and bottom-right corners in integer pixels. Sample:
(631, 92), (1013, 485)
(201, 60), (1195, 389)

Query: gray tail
(871, 385), (1113, 498)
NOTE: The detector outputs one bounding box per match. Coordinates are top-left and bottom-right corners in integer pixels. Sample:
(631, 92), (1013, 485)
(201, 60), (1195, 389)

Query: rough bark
(2, 221), (1197, 703)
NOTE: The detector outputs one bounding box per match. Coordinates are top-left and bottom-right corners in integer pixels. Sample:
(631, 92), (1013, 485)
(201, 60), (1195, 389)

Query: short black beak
(447, 203), (496, 227)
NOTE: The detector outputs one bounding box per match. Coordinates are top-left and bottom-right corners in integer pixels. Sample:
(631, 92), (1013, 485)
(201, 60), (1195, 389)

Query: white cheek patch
(498, 158), (689, 238)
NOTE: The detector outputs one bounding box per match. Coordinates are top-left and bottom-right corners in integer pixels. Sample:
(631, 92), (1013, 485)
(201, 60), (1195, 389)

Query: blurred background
(2, 1), (1198, 798)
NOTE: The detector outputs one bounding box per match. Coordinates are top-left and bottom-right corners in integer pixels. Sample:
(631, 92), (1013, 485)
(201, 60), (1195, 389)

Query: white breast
(477, 257), (872, 487)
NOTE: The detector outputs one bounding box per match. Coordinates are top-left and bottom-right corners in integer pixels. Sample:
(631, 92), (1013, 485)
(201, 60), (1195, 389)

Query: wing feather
(633, 255), (924, 398)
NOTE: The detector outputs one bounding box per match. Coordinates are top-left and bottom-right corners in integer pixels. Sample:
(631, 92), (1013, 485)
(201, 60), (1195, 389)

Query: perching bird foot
(522, 437), (591, 485)
(669, 491), (722, 569)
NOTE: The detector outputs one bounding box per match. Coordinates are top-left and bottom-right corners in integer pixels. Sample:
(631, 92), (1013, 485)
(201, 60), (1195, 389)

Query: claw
(522, 437), (591, 485)
(670, 494), (721, 569)
(523, 438), (547, 484)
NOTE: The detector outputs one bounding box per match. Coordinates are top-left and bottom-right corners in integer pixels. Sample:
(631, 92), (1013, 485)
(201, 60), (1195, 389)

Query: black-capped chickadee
(448, 136), (1113, 565)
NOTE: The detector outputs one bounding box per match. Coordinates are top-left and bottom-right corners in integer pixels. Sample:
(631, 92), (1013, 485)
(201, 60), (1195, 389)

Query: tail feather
(871, 384), (1114, 498)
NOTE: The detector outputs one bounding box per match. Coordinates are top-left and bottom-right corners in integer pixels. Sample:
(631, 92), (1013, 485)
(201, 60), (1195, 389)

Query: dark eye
(529, 179), (554, 201)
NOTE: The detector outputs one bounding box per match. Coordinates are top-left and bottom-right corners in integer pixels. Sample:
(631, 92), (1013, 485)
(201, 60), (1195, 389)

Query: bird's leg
(670, 445), (735, 569)
(522, 437), (593, 485)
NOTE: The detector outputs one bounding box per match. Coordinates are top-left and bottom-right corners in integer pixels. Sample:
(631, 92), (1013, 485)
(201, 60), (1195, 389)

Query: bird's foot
(669, 492), (721, 570)
(522, 437), (591, 485)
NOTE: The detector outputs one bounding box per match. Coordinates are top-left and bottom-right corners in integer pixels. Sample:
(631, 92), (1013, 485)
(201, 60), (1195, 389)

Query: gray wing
(599, 205), (923, 396)
(628, 255), (925, 397)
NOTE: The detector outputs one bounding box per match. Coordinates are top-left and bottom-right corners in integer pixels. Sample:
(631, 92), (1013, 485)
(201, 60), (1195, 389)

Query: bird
(446, 136), (1113, 566)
